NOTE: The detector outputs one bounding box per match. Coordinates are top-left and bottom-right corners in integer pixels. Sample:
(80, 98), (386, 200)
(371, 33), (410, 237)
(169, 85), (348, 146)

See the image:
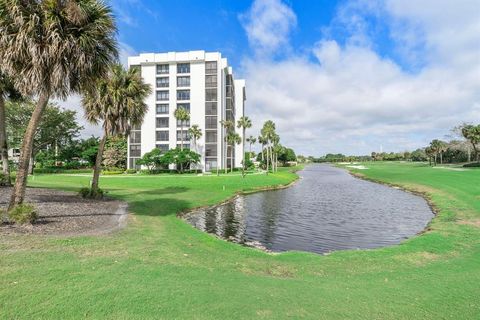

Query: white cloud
(239, 0), (296, 56)
(241, 0), (480, 156)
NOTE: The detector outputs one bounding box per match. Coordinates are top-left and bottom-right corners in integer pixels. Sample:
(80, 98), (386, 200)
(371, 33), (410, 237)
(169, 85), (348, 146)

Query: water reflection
(184, 165), (434, 254)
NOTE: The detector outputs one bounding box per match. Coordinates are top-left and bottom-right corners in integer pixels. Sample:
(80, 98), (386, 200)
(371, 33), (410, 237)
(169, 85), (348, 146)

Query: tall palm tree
(246, 136), (256, 154)
(83, 64), (150, 192)
(261, 120), (276, 172)
(461, 124), (480, 162)
(188, 125), (202, 170)
(0, 72), (21, 186)
(226, 131), (241, 173)
(174, 107), (190, 150)
(271, 133), (280, 172)
(258, 135), (267, 167)
(0, 0), (118, 209)
(237, 116), (252, 177)
(220, 120), (235, 173)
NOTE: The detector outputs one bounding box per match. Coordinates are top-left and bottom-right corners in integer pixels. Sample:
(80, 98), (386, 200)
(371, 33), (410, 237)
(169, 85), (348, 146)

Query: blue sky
(66, 0), (480, 156)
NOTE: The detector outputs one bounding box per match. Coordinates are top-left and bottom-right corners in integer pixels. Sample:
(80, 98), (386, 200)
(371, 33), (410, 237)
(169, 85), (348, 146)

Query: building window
(157, 64), (169, 74)
(177, 63), (190, 74)
(205, 102), (217, 115)
(205, 61), (217, 74)
(156, 130), (169, 141)
(205, 159), (218, 171)
(177, 118), (190, 127)
(156, 104), (169, 114)
(156, 117), (169, 128)
(205, 88), (217, 101)
(177, 76), (190, 87)
(177, 144), (190, 149)
(129, 157), (141, 170)
(156, 144), (169, 152)
(205, 145), (217, 157)
(156, 77), (169, 88)
(156, 90), (169, 101)
(177, 103), (190, 112)
(177, 90), (190, 100)
(130, 145), (141, 157)
(205, 116), (217, 129)
(205, 131), (217, 143)
(129, 131), (141, 144)
(205, 75), (217, 87)
(176, 130), (190, 141)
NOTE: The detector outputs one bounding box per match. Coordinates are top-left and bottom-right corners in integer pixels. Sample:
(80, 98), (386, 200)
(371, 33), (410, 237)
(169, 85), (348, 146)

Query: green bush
(33, 168), (92, 174)
(102, 170), (124, 175)
(0, 173), (8, 186)
(463, 162), (480, 168)
(8, 204), (38, 224)
(124, 169), (137, 174)
(79, 187), (104, 199)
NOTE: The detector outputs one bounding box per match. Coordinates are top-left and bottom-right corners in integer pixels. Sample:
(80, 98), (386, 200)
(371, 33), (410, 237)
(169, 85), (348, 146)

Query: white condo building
(127, 51), (246, 172)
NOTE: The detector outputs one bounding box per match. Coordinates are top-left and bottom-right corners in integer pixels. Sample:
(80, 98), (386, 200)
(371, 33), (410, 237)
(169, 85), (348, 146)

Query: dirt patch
(0, 187), (128, 236)
(458, 220), (480, 228)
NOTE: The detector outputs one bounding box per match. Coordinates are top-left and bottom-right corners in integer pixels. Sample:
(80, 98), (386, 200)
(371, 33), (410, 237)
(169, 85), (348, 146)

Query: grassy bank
(1, 163), (479, 319)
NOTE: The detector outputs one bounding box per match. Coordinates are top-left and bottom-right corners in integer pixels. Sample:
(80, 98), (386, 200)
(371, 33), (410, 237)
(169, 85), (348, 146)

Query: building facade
(127, 51), (246, 172)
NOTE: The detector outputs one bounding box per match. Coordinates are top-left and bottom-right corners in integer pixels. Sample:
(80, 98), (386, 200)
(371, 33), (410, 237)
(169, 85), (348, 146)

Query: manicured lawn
(1, 163), (479, 319)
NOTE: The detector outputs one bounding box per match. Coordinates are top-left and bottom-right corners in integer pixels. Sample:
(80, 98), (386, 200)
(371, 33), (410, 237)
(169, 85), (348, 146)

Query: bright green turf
(1, 162), (479, 319)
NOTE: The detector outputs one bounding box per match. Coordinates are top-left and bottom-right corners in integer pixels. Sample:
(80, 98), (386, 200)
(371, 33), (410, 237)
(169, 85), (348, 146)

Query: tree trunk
(225, 144), (228, 174)
(91, 134), (107, 191)
(266, 144), (270, 174)
(9, 93), (50, 209)
(440, 152), (443, 164)
(0, 94), (11, 185)
(180, 123), (184, 173)
(242, 128), (246, 177)
(28, 154), (34, 175)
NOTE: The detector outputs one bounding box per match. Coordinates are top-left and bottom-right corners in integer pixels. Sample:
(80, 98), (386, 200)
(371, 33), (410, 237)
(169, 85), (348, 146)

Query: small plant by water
(8, 204), (38, 224)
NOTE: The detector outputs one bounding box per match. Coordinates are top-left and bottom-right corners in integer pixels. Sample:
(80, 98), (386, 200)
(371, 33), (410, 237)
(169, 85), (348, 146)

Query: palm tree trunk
(440, 152), (443, 164)
(9, 93), (50, 209)
(266, 144), (270, 173)
(242, 128), (246, 177)
(180, 123), (184, 173)
(0, 94), (11, 185)
(91, 134), (107, 191)
(225, 144), (228, 174)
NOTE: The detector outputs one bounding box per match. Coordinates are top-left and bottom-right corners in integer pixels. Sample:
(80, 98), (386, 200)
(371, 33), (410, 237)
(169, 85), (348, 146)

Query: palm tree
(246, 136), (256, 154)
(220, 120), (235, 173)
(461, 124), (480, 162)
(0, 72), (21, 186)
(0, 0), (118, 209)
(174, 107), (190, 150)
(237, 116), (252, 177)
(83, 64), (150, 192)
(271, 133), (280, 172)
(188, 125), (202, 170)
(258, 135), (267, 168)
(261, 120), (276, 172)
(226, 132), (241, 173)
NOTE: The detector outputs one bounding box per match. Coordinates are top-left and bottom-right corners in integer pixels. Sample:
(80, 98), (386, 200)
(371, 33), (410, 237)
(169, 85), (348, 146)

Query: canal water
(183, 164), (434, 254)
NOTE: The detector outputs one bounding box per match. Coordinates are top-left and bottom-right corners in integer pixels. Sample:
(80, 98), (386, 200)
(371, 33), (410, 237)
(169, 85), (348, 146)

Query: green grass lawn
(1, 163), (479, 319)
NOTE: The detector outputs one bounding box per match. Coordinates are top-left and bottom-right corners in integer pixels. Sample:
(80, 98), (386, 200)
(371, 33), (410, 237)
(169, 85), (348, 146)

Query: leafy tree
(0, 0), (118, 208)
(6, 100), (83, 172)
(237, 116), (252, 177)
(102, 136), (127, 170)
(0, 71), (21, 185)
(460, 124), (480, 162)
(83, 64), (150, 193)
(261, 120), (276, 173)
(161, 148), (200, 173)
(278, 147), (296, 165)
(136, 148), (165, 172)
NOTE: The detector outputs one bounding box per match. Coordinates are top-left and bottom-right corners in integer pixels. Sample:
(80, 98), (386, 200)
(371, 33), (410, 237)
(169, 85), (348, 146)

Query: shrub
(463, 162), (480, 168)
(102, 170), (124, 175)
(124, 169), (137, 174)
(0, 173), (8, 186)
(8, 204), (38, 224)
(79, 187), (104, 199)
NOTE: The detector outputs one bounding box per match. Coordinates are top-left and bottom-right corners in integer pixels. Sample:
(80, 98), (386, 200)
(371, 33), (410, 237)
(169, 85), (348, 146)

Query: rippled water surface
(183, 164), (434, 254)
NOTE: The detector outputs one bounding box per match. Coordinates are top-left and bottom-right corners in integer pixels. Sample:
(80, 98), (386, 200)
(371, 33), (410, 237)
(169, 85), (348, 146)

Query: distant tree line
(304, 123), (479, 166)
